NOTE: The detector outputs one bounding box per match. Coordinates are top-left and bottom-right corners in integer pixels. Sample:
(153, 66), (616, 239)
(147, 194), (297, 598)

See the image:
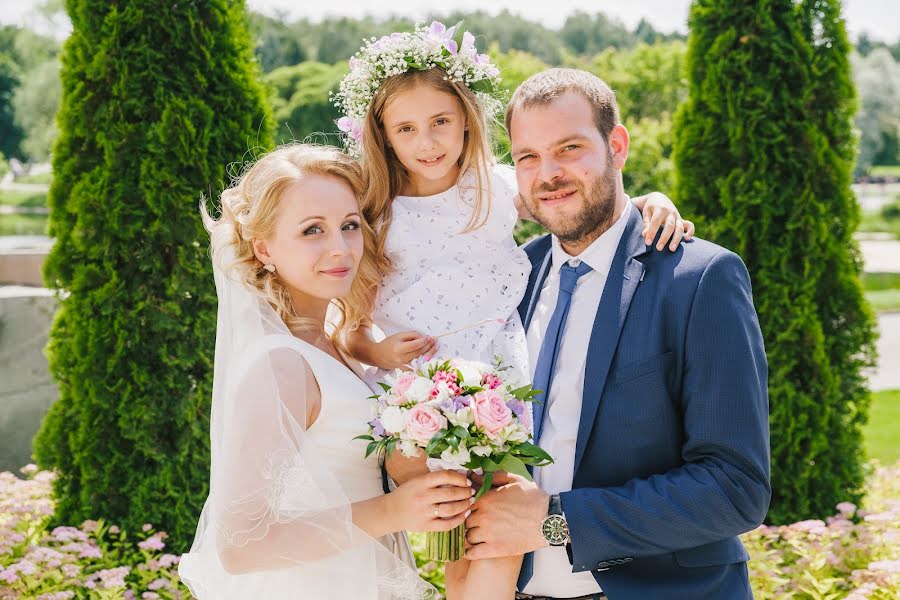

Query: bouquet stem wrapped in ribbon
(356, 357), (553, 562)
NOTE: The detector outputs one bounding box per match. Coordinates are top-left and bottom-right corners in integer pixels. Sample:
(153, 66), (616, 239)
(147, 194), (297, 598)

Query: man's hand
(384, 450), (428, 486)
(464, 474), (550, 560)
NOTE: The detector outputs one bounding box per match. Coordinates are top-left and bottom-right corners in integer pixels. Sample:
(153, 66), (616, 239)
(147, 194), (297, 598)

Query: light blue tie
(531, 260), (593, 443)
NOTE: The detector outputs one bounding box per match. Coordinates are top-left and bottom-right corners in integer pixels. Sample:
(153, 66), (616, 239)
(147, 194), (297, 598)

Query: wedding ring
(433, 504), (440, 518)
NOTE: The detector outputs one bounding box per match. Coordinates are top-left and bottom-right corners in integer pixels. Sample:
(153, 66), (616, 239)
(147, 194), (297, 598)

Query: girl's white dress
(371, 165), (532, 380)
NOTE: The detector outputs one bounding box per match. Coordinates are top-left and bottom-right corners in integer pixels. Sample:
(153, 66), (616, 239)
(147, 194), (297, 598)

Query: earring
(263, 263), (276, 273)
(464, 126), (469, 131)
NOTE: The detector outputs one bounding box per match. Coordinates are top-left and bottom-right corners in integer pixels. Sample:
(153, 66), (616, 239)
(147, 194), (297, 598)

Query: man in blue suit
(462, 68), (771, 599)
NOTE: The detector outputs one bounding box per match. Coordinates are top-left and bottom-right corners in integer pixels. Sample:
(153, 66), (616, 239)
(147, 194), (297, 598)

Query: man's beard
(527, 161), (618, 246)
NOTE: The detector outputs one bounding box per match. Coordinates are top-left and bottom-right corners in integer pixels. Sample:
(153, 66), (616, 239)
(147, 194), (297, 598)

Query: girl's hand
(633, 191), (695, 251)
(387, 470), (474, 533)
(373, 331), (438, 370)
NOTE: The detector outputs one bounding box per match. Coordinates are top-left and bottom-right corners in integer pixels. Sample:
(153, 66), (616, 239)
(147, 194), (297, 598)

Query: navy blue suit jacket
(517, 205), (770, 599)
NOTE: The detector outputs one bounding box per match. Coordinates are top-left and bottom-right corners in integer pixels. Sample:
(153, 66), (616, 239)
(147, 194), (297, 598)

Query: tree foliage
(673, 0), (877, 523)
(33, 0), (272, 552)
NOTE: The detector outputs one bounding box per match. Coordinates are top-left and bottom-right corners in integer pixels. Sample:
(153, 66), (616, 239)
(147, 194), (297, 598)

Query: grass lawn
(14, 172), (53, 185)
(864, 389), (900, 464)
(867, 289), (900, 312)
(0, 189), (48, 208)
(869, 165), (900, 178)
(862, 273), (900, 312)
(0, 213), (48, 235)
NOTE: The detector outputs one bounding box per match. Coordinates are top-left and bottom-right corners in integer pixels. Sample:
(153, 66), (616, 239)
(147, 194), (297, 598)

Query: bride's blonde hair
(202, 143), (377, 351)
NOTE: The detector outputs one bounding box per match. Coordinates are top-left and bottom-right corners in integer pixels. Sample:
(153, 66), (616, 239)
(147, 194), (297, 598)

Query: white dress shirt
(522, 202), (632, 597)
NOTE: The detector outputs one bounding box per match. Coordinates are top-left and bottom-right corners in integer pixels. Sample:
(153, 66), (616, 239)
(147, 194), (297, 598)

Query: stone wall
(0, 287), (58, 472)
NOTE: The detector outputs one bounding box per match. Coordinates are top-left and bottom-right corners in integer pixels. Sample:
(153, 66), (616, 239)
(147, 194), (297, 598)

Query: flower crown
(331, 21), (504, 157)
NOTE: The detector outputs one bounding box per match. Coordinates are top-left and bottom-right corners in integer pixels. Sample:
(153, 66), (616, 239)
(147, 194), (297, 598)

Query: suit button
(597, 561), (610, 568)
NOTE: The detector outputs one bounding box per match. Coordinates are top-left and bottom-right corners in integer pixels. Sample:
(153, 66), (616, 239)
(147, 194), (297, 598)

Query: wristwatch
(540, 494), (570, 546)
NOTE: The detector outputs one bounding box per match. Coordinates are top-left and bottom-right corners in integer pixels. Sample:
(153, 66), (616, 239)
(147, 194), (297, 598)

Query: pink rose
(472, 390), (513, 437)
(393, 372), (417, 398)
(405, 405), (447, 444)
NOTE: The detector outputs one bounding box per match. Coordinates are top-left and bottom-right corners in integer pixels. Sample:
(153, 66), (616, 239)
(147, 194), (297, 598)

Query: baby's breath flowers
(331, 21), (504, 157)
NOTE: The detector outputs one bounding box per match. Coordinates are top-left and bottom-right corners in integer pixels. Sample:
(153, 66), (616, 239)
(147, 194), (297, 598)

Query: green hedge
(673, 0), (877, 523)
(34, 0), (272, 553)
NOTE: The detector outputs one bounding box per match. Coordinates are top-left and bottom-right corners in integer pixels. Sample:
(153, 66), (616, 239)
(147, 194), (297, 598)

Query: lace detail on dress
(216, 449), (332, 547)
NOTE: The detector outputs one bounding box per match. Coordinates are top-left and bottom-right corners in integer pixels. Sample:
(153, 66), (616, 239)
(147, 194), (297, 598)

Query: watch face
(541, 515), (569, 546)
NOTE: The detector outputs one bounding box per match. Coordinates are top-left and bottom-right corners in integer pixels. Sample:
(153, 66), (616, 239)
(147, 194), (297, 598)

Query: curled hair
(201, 143), (378, 352)
(359, 68), (495, 295)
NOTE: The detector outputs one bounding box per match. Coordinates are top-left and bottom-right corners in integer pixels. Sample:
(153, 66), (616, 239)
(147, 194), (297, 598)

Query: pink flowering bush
(3, 462), (897, 599)
(0, 466), (189, 599)
(742, 461), (900, 599)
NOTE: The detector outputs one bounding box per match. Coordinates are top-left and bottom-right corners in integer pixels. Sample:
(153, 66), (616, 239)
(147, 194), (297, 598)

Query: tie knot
(559, 261), (593, 294)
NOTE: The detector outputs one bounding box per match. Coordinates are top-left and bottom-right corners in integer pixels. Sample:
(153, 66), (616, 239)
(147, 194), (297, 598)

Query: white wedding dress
(372, 164), (531, 380)
(179, 231), (434, 599)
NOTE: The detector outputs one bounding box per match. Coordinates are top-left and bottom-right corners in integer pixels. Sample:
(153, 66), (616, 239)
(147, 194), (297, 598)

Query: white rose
(381, 406), (407, 434)
(404, 377), (434, 403)
(439, 445), (472, 470)
(459, 365), (484, 388)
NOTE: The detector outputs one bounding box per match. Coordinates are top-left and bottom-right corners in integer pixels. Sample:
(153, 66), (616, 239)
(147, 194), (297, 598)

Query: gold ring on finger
(433, 504), (440, 518)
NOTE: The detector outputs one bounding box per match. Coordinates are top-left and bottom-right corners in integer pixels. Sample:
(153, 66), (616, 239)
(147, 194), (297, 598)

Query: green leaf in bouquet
(425, 433), (445, 456)
(474, 471), (493, 501)
(498, 454), (532, 481)
(365, 441), (379, 459)
(451, 426), (470, 439)
(510, 384), (541, 401)
(514, 442), (554, 463)
(482, 457), (501, 472)
(378, 382), (392, 393)
(354, 434), (375, 441)
(446, 435), (459, 450)
(385, 438), (397, 456)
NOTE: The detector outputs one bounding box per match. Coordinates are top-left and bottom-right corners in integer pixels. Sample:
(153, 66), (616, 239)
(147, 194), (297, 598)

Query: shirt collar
(550, 198), (633, 278)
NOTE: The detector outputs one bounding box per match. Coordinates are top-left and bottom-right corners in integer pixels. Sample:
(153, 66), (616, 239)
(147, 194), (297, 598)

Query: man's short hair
(505, 68), (620, 141)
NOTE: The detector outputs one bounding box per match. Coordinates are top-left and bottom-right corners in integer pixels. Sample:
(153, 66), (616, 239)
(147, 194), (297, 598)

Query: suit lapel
(573, 206), (649, 474)
(518, 235), (553, 329)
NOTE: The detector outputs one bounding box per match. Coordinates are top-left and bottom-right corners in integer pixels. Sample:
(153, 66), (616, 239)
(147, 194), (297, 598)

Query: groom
(462, 68), (771, 599)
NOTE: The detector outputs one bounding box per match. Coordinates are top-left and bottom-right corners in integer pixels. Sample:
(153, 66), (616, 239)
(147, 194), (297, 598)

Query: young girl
(332, 23), (693, 599)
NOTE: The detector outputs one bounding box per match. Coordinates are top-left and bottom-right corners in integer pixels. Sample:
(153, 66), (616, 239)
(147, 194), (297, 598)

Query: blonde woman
(178, 144), (471, 599)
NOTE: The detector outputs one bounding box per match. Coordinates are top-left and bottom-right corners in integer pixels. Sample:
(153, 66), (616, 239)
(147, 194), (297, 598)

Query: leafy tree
(852, 48), (900, 174)
(33, 0), (272, 552)
(12, 58), (61, 161)
(264, 61), (347, 145)
(673, 0), (876, 523)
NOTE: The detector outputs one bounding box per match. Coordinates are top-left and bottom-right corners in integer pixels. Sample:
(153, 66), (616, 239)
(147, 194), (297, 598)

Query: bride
(178, 143), (473, 598)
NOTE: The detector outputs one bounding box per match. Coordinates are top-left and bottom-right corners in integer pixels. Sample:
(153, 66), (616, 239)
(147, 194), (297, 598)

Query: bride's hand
(385, 449), (429, 485)
(373, 331), (438, 370)
(387, 470), (474, 533)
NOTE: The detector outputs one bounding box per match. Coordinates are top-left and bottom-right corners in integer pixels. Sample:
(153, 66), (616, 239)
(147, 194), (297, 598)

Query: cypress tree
(34, 0), (272, 550)
(673, 0), (876, 523)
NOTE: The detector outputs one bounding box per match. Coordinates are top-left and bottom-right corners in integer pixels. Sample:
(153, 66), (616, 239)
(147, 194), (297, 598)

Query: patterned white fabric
(372, 164), (531, 381)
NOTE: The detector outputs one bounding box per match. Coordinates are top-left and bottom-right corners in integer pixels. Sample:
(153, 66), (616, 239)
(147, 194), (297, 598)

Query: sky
(2, 0), (899, 42)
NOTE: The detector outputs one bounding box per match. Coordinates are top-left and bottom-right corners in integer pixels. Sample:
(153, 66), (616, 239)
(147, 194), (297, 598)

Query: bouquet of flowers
(356, 356), (553, 562)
